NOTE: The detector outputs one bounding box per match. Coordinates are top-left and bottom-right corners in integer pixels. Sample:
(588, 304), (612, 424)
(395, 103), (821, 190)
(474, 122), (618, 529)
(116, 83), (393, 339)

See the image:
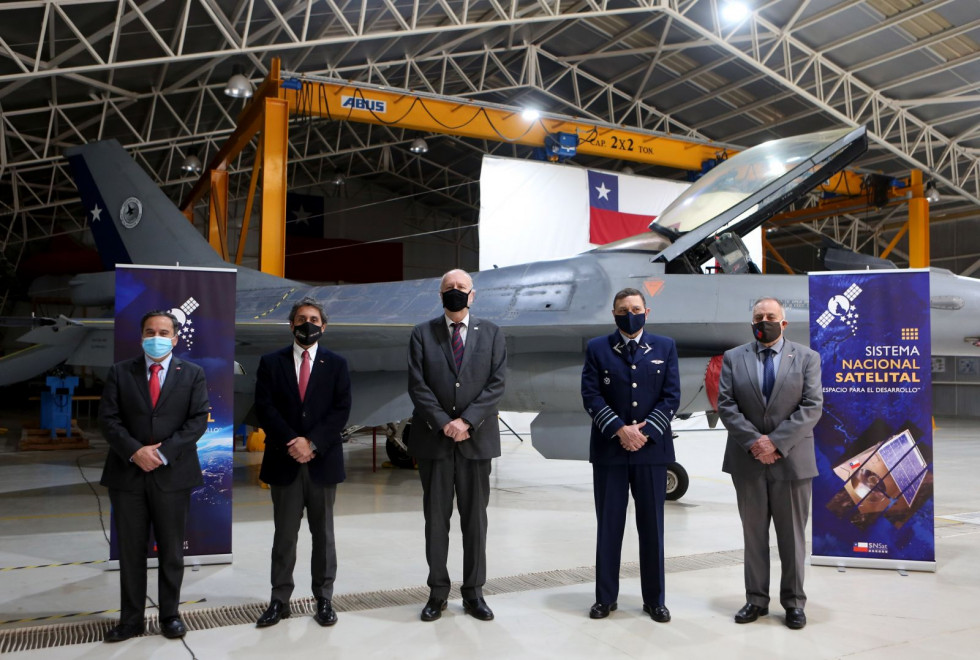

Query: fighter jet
(3, 126), (979, 500)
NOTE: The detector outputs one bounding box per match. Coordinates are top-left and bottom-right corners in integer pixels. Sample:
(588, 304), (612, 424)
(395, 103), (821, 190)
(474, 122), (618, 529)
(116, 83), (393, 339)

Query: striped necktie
(451, 322), (464, 370)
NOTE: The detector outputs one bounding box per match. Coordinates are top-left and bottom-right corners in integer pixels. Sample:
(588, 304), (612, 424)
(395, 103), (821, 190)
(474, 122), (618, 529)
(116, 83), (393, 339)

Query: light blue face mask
(142, 336), (175, 360)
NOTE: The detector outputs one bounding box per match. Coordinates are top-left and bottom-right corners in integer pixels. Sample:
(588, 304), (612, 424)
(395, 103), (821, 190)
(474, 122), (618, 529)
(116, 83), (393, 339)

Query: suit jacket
(255, 344), (352, 486)
(718, 339), (823, 480)
(100, 355), (209, 492)
(407, 315), (507, 460)
(582, 330), (681, 466)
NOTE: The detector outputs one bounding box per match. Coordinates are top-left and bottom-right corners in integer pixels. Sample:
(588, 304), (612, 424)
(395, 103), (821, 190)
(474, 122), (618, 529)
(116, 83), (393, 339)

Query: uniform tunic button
(632, 420), (637, 424)
(455, 382), (460, 388)
(632, 401), (638, 407)
(631, 365), (636, 370)
(632, 383), (637, 388)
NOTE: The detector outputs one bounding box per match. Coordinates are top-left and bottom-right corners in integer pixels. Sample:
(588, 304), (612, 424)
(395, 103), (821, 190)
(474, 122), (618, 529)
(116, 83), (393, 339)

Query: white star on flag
(90, 204), (103, 222)
(595, 182), (611, 200)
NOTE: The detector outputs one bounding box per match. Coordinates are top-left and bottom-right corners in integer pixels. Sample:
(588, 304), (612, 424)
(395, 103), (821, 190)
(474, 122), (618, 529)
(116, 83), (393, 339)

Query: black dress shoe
(160, 616), (187, 639)
(642, 604), (671, 623)
(785, 607), (806, 629)
(462, 597), (494, 621)
(734, 603), (768, 624)
(314, 597), (338, 627)
(420, 598), (448, 622)
(589, 602), (618, 619)
(256, 599), (291, 627)
(104, 623), (143, 643)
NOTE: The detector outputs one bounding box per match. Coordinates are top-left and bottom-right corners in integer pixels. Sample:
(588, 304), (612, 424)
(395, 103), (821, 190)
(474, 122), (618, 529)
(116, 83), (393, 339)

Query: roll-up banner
(110, 264), (236, 566)
(809, 270), (935, 571)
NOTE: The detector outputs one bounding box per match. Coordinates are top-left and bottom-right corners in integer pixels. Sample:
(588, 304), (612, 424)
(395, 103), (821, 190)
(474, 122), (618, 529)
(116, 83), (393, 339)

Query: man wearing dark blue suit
(100, 310), (209, 643)
(253, 298), (352, 629)
(582, 287), (680, 622)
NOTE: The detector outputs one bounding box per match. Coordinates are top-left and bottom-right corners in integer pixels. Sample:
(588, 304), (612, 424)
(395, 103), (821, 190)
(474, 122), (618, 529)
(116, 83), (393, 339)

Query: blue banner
(809, 270), (934, 570)
(111, 265), (236, 563)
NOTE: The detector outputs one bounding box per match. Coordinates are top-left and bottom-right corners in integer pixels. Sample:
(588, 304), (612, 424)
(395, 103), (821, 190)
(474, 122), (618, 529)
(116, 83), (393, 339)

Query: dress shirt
(143, 352), (174, 465)
(445, 313), (471, 345)
(755, 336), (785, 396)
(293, 341), (319, 380)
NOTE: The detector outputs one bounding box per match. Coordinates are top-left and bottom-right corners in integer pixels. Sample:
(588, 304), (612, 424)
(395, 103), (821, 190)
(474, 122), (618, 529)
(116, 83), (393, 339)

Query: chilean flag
(853, 542), (869, 553)
(588, 171), (658, 244)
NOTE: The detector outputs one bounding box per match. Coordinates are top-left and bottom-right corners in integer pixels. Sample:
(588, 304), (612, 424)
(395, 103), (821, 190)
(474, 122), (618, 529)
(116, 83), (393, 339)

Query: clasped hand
(132, 443), (164, 472)
(287, 436), (316, 463)
(616, 422), (647, 452)
(442, 418), (471, 442)
(751, 435), (781, 464)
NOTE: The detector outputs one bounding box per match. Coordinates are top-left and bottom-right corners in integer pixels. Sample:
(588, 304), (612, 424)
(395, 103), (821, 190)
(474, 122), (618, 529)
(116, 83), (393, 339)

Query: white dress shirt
(445, 313), (471, 345)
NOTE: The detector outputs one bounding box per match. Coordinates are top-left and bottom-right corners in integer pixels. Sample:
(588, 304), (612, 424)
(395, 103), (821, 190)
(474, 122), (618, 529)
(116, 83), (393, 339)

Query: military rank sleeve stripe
(645, 408), (671, 434)
(594, 406), (619, 432)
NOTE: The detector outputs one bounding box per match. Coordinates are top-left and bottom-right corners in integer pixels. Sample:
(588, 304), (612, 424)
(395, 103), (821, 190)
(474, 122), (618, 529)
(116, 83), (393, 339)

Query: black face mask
(442, 288), (470, 313)
(293, 321), (323, 345)
(615, 311), (646, 335)
(752, 320), (783, 343)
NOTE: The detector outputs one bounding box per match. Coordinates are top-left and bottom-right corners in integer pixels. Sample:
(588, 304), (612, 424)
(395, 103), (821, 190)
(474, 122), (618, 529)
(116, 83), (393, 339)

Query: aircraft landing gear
(385, 422), (415, 469)
(665, 462), (689, 501)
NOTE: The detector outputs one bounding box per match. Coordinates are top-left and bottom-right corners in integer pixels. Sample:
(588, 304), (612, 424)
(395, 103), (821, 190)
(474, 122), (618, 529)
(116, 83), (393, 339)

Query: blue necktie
(762, 348), (775, 400)
(451, 322), (464, 370)
(626, 339), (637, 359)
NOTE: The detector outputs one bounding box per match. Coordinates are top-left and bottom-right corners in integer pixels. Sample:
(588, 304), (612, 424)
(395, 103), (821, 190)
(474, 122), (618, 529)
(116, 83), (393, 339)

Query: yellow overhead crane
(180, 57), (907, 277)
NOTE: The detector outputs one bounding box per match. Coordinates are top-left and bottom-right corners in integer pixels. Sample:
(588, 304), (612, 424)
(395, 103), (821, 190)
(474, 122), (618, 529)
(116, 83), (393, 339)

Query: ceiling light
(224, 66), (254, 99)
(521, 108), (540, 121)
(721, 1), (750, 23)
(925, 181), (940, 203)
(620, 166), (635, 176)
(409, 137), (429, 154)
(180, 153), (203, 174)
(331, 172), (346, 186)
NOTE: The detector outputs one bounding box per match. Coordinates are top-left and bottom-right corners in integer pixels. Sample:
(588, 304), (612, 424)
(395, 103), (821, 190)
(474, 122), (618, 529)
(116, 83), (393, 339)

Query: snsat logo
(341, 96), (386, 113)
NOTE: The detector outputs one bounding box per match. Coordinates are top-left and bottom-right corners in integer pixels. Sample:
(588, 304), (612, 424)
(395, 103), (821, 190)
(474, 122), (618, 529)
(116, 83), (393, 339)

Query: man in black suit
(254, 297), (352, 628)
(99, 310), (209, 643)
(407, 269), (507, 623)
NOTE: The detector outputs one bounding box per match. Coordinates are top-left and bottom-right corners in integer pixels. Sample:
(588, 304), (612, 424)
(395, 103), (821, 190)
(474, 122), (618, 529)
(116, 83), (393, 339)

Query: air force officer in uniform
(582, 287), (680, 622)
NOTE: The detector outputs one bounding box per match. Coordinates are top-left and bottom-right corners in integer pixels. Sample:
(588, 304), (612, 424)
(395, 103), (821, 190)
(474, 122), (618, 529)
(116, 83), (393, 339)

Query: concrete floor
(0, 415), (978, 659)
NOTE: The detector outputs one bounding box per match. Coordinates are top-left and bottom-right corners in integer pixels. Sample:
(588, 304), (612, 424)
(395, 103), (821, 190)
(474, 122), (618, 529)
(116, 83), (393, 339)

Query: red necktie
(149, 363), (162, 407)
(298, 350), (311, 401)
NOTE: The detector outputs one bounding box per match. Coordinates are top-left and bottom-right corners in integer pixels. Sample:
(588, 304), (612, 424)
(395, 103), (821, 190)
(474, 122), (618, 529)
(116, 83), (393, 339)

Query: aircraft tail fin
(64, 140), (227, 270)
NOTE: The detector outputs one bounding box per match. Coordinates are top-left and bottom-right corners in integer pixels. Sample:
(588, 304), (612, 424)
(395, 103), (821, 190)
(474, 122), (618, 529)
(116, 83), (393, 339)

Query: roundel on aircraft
(119, 196), (143, 229)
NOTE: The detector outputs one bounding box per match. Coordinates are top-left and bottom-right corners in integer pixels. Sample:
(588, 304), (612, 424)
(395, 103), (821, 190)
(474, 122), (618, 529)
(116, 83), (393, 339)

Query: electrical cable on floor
(75, 451), (199, 659)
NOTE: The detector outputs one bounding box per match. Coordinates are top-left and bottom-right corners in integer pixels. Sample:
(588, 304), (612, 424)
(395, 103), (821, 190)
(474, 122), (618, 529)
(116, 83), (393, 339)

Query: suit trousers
(593, 463), (667, 607)
(109, 482), (191, 627)
(731, 472), (811, 610)
(417, 447), (492, 600)
(269, 464), (337, 602)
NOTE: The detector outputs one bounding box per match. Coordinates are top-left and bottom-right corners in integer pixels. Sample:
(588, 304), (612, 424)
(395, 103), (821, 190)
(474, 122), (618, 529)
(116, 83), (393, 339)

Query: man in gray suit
(407, 269), (507, 623)
(717, 297), (823, 630)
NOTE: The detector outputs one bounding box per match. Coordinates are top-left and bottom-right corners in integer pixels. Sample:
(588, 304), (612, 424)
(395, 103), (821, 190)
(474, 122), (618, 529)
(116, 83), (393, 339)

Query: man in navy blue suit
(581, 287), (680, 622)
(253, 297), (352, 629)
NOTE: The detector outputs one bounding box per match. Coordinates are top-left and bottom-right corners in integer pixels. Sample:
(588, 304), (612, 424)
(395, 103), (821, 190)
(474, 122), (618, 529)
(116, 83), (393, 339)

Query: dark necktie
(762, 348), (775, 400)
(451, 322), (464, 370)
(626, 339), (637, 359)
(298, 349), (311, 401)
(149, 363), (162, 407)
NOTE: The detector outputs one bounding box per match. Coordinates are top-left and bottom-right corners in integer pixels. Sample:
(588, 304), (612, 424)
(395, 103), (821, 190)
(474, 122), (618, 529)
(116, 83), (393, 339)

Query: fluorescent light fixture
(521, 108), (541, 121)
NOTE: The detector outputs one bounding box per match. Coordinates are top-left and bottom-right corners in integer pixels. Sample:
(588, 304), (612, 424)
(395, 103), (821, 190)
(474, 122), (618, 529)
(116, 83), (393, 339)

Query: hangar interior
(1, 1), (980, 658)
